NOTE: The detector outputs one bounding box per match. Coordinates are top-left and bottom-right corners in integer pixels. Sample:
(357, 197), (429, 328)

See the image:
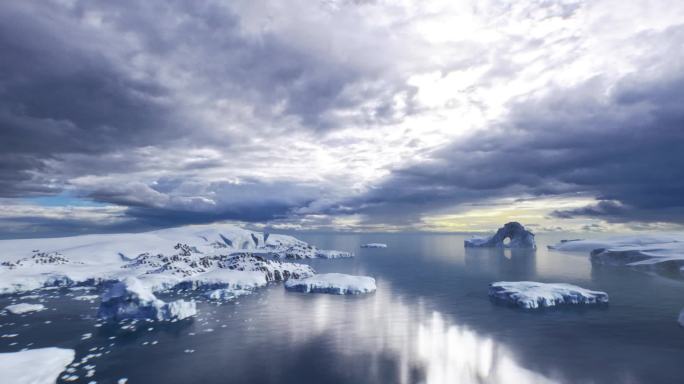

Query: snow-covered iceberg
(0, 347), (74, 384)
(361, 243), (387, 249)
(488, 281), (609, 309)
(97, 277), (197, 321)
(285, 273), (376, 295)
(4, 303), (45, 314)
(315, 249), (354, 258)
(549, 234), (684, 272)
(0, 224), (329, 295)
(465, 222), (536, 249)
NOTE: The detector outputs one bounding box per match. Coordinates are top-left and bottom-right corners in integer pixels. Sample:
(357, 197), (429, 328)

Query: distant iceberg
(98, 277), (197, 321)
(285, 273), (376, 295)
(465, 222), (536, 249)
(0, 347), (74, 384)
(489, 281), (609, 309)
(361, 243), (387, 249)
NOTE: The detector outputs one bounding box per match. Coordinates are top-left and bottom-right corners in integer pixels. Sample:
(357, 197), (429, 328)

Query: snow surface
(0, 224), (328, 295)
(285, 273), (376, 295)
(4, 303), (45, 314)
(98, 277), (197, 321)
(549, 234), (684, 270)
(489, 281), (609, 309)
(0, 347), (74, 384)
(361, 243), (387, 248)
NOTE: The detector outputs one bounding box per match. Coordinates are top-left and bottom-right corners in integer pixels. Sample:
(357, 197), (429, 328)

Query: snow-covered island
(489, 281), (609, 309)
(0, 224), (351, 302)
(0, 347), (74, 384)
(549, 234), (684, 273)
(465, 222), (536, 249)
(361, 243), (387, 249)
(285, 273), (377, 295)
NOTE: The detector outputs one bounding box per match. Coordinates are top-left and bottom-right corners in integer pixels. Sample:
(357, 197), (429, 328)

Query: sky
(1, 0), (684, 237)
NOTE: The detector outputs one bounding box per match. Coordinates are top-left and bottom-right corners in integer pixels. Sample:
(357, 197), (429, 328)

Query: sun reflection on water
(276, 281), (558, 384)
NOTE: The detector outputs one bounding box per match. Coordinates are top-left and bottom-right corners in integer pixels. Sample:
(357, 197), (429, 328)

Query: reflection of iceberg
(274, 281), (557, 384)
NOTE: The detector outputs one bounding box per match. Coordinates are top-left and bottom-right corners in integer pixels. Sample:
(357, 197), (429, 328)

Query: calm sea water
(2, 233), (684, 384)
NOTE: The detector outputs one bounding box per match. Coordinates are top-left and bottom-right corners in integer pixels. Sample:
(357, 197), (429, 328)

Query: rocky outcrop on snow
(465, 222), (536, 249)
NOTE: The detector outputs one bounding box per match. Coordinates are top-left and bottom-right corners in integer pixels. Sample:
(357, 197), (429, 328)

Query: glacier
(489, 281), (609, 309)
(465, 222), (536, 249)
(285, 273), (377, 295)
(97, 277), (197, 321)
(0, 347), (74, 384)
(0, 223), (335, 295)
(549, 234), (684, 273)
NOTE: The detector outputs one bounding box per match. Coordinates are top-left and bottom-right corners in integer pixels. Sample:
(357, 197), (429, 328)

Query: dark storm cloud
(0, 0), (413, 229)
(346, 33), (684, 225)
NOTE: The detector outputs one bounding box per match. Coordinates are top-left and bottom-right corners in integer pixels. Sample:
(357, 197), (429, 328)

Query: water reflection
(270, 281), (556, 384)
(464, 248), (537, 277)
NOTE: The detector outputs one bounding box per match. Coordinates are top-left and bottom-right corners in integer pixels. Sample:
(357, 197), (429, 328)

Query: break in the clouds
(1, 0), (684, 236)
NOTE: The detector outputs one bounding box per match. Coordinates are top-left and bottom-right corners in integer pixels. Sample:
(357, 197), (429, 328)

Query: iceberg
(4, 303), (45, 314)
(489, 281), (609, 309)
(679, 309), (684, 327)
(549, 234), (684, 272)
(285, 273), (376, 295)
(97, 277), (197, 321)
(361, 243), (387, 248)
(315, 249), (354, 258)
(465, 222), (536, 249)
(0, 347), (74, 384)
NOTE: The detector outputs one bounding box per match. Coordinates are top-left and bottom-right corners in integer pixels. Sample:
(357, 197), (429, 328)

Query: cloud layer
(2, 0), (684, 235)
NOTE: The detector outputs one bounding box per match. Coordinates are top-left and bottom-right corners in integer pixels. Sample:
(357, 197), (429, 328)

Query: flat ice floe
(4, 303), (45, 314)
(0, 347), (74, 384)
(489, 281), (609, 309)
(549, 234), (684, 271)
(361, 243), (387, 248)
(0, 224), (333, 295)
(285, 273), (376, 295)
(97, 277), (197, 321)
(315, 249), (354, 258)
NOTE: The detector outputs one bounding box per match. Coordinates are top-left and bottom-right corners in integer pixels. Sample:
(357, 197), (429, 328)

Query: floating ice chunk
(489, 281), (609, 309)
(0, 347), (74, 384)
(361, 243), (387, 249)
(4, 303), (45, 314)
(97, 277), (197, 321)
(465, 222), (536, 249)
(315, 249), (354, 259)
(679, 309), (684, 327)
(285, 273), (376, 295)
(204, 288), (252, 301)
